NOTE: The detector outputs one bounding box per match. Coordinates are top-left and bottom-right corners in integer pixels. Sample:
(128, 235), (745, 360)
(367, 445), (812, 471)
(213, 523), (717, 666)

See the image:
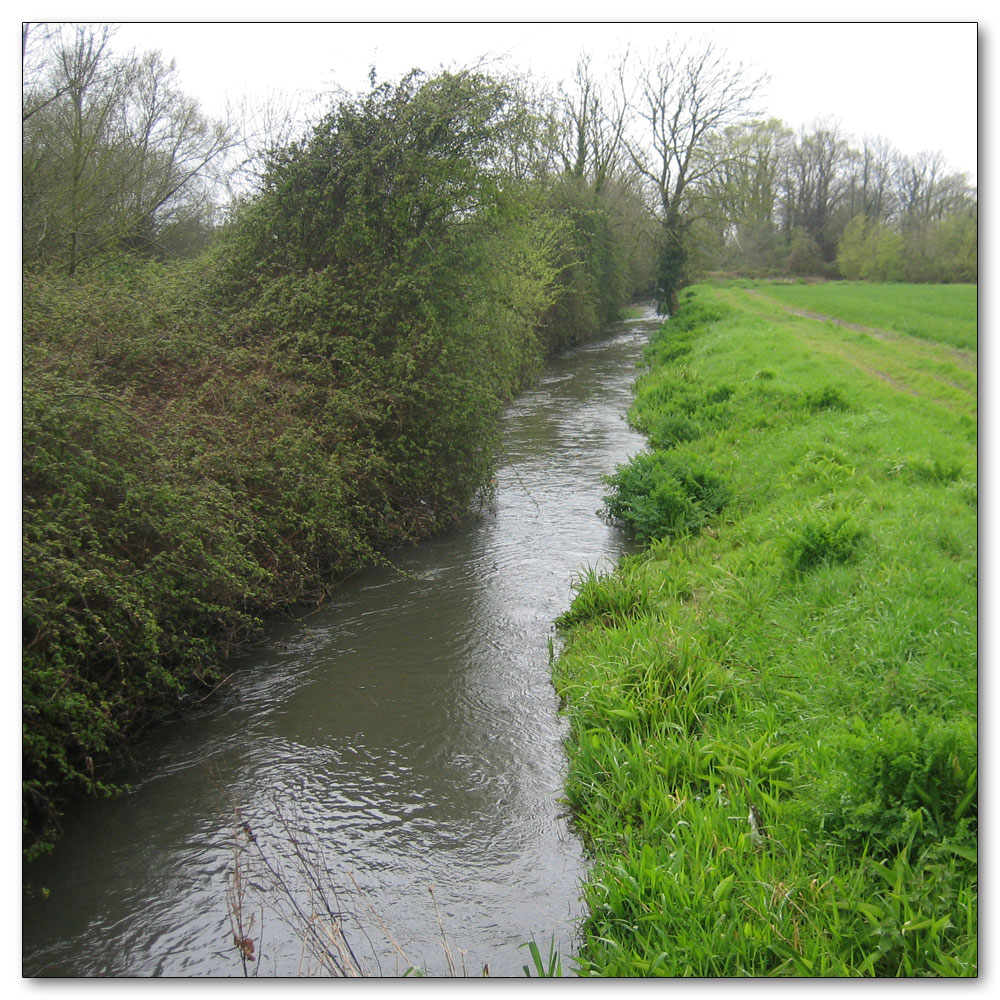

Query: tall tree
(622, 41), (765, 313)
(696, 117), (792, 273)
(779, 120), (851, 262)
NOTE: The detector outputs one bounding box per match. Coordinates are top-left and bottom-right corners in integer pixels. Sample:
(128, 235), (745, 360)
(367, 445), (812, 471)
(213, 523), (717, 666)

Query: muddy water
(22, 307), (659, 978)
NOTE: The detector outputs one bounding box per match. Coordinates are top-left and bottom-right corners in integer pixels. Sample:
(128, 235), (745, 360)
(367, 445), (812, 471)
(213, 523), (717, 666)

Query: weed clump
(785, 512), (865, 571)
(601, 452), (730, 544)
(888, 454), (964, 485)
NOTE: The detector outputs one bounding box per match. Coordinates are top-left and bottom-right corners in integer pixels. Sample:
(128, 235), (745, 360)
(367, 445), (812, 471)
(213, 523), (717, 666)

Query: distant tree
(621, 41), (765, 313)
(22, 22), (237, 272)
(894, 150), (960, 228)
(779, 120), (852, 262)
(696, 117), (793, 273)
(843, 134), (897, 223)
(932, 205), (978, 283)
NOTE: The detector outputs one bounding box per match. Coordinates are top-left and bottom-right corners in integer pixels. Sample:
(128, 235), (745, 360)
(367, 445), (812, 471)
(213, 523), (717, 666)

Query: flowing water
(22, 306), (660, 978)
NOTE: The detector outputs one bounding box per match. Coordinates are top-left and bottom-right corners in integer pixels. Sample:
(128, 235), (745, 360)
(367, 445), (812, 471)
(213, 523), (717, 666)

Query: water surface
(22, 307), (659, 977)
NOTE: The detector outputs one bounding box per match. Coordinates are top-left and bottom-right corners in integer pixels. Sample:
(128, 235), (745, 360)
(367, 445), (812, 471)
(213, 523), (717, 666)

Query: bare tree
(621, 41), (766, 313)
(22, 22), (239, 270)
(553, 53), (629, 192)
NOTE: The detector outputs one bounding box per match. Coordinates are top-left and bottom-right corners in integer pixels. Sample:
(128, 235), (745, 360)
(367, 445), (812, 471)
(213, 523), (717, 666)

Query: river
(22, 305), (659, 978)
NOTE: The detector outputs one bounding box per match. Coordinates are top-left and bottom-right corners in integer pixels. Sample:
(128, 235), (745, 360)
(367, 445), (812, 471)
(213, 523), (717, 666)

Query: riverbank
(553, 282), (977, 976)
(22, 67), (664, 862)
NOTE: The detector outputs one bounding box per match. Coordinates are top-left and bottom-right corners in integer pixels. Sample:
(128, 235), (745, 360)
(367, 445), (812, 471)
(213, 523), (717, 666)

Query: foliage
(217, 70), (570, 526)
(837, 215), (905, 281)
(691, 115), (976, 283)
(785, 228), (826, 276)
(531, 173), (650, 346)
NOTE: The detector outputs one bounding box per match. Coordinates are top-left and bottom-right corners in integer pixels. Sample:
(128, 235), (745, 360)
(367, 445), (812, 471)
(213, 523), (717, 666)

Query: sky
(94, 13), (981, 182)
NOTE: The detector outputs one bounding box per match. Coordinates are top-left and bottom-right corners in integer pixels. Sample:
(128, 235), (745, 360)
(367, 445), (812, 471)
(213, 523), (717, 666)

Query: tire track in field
(783, 306), (975, 371)
(735, 287), (977, 404)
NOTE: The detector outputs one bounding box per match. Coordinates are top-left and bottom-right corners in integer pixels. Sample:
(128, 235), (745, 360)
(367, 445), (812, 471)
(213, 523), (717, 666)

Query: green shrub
(667, 300), (729, 332)
(785, 512), (865, 571)
(602, 452), (730, 543)
(641, 299), (729, 364)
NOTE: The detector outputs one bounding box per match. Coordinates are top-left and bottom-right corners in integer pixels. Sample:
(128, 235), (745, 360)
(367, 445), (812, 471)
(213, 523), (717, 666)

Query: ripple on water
(22, 316), (655, 978)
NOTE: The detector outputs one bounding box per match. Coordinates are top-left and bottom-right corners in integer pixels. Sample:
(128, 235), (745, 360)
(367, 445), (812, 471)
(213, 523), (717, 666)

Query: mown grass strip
(553, 282), (977, 977)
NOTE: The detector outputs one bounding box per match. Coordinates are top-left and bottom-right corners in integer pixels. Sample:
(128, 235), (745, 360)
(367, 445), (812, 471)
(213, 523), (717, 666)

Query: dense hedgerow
(23, 69), (651, 858)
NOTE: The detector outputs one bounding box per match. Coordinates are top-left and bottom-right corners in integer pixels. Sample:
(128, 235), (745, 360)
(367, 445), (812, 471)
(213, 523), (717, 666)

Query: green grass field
(740, 280), (977, 353)
(553, 282), (977, 977)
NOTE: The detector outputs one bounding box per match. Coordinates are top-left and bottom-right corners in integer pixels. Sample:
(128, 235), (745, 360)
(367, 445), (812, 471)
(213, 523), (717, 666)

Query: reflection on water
(22, 308), (660, 977)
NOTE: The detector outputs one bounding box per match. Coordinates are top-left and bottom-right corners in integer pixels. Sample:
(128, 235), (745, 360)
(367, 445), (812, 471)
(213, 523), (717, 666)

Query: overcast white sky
(96, 13), (981, 182)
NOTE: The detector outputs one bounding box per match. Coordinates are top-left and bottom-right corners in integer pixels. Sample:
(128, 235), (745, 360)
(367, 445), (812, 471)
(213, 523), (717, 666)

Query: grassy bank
(553, 282), (977, 976)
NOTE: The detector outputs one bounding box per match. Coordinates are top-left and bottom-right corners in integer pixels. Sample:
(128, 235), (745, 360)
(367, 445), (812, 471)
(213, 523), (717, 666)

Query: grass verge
(553, 282), (977, 977)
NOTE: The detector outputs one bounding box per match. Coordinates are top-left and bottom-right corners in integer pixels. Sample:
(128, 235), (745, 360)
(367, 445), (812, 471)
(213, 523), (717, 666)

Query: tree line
(21, 23), (975, 858)
(695, 118), (977, 283)
(23, 25), (977, 299)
